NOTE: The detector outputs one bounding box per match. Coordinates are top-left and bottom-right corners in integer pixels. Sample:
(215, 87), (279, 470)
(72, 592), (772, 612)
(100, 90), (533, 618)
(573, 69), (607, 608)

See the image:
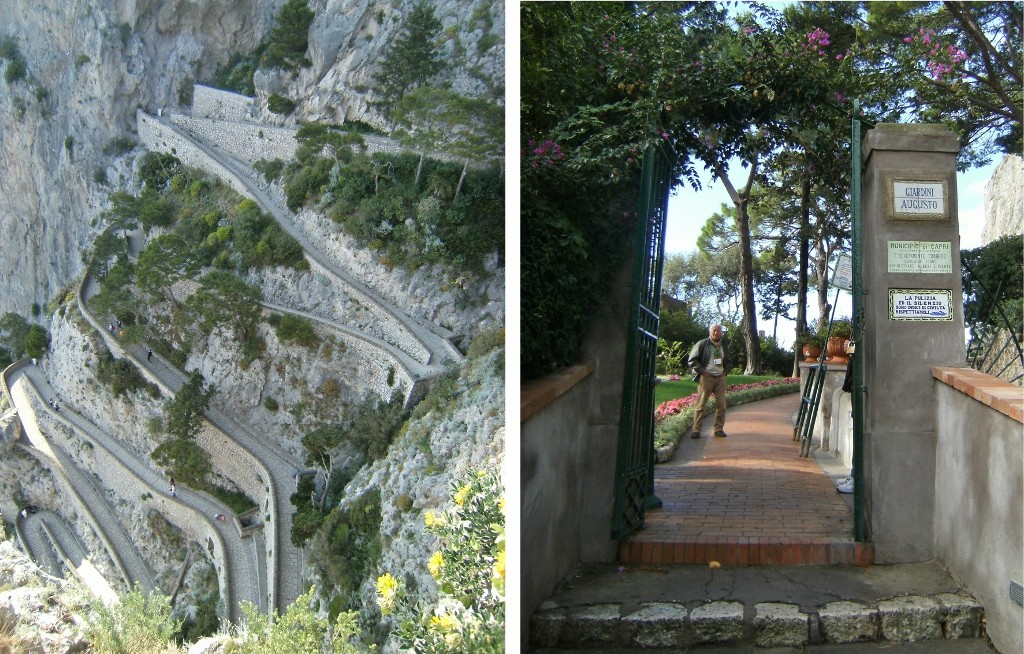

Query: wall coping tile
(521, 364), (594, 423)
(933, 366), (1024, 424)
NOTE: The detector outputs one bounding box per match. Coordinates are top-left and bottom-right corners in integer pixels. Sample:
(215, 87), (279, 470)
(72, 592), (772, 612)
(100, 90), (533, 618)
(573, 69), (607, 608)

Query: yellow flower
(375, 573), (399, 614)
(498, 495), (506, 512)
(477, 469), (487, 478)
(492, 549), (505, 581)
(429, 613), (459, 633)
(424, 510), (438, 527)
(453, 484), (472, 506)
(428, 551), (444, 578)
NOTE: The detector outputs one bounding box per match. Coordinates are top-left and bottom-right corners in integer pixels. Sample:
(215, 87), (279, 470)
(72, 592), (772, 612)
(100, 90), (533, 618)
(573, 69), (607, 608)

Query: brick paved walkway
(620, 393), (872, 565)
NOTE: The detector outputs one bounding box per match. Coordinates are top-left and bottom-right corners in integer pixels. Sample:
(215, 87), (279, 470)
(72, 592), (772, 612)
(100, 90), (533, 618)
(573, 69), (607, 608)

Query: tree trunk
(414, 150), (425, 186)
(736, 201), (761, 374)
(814, 239), (831, 327)
(713, 157), (761, 375)
(793, 172), (811, 376)
(454, 159), (469, 199)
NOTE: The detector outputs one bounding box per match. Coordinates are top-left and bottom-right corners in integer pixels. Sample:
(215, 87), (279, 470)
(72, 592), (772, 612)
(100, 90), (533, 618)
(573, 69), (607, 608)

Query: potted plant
(826, 319), (853, 363)
(796, 330), (824, 362)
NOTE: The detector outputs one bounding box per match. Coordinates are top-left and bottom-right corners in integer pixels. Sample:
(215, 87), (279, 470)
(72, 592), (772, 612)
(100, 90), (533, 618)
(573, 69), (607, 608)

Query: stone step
(531, 638), (997, 653)
(619, 538), (874, 567)
(530, 592), (986, 650)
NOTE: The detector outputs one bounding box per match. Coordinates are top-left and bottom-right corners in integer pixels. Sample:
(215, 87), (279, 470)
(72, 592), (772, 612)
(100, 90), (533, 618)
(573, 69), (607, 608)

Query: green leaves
(374, 2), (444, 110)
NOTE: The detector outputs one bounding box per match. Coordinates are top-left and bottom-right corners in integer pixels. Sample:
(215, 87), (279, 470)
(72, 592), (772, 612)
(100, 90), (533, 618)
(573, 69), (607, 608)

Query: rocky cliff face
(0, 0), (281, 318)
(0, 0), (503, 318)
(982, 154), (1024, 243)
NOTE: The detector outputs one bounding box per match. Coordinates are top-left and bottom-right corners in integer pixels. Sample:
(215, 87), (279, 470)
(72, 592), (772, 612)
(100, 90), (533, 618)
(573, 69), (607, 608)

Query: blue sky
(664, 156), (1003, 347)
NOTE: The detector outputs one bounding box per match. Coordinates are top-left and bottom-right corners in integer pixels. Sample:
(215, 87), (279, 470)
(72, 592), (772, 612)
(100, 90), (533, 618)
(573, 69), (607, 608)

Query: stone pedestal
(860, 124), (966, 562)
(798, 362), (848, 451)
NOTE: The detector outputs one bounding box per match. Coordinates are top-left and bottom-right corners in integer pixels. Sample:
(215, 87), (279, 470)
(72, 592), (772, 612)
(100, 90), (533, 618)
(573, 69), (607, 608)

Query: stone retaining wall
(77, 271), (280, 614)
(170, 114), (298, 164)
(193, 85), (255, 123)
(139, 110), (436, 368)
(26, 386), (234, 618)
(138, 111), (254, 201)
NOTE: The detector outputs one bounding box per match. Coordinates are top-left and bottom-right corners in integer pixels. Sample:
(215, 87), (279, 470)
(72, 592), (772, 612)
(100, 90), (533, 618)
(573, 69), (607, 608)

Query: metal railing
(962, 258), (1024, 384)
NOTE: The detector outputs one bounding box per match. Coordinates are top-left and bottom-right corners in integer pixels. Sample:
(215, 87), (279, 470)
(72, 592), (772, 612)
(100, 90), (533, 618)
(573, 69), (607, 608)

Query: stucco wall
(933, 374), (1023, 654)
(521, 366), (597, 647)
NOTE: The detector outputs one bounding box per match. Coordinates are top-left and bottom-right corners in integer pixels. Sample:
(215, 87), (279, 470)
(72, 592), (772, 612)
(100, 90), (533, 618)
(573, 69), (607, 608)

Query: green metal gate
(851, 100), (865, 542)
(611, 146), (672, 540)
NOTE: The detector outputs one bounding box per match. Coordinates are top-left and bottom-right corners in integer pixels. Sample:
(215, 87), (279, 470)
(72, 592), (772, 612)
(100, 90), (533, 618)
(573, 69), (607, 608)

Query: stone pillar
(861, 124), (965, 562)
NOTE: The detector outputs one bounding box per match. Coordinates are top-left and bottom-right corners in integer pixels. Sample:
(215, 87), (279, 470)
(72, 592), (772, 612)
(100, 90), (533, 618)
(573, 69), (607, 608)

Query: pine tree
(374, 2), (444, 112)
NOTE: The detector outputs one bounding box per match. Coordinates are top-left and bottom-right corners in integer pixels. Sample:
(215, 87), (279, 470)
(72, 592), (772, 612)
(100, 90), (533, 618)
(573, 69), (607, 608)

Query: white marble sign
(887, 241), (952, 273)
(892, 180), (946, 218)
(889, 289), (954, 321)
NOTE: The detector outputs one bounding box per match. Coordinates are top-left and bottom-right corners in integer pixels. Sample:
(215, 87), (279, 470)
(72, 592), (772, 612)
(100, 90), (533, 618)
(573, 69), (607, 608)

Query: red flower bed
(654, 378), (799, 424)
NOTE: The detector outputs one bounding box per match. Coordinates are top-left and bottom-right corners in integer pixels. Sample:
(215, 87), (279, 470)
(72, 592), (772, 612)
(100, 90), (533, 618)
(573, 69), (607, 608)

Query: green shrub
(264, 397), (279, 412)
(74, 54), (90, 67)
(209, 484), (257, 514)
(274, 314), (318, 348)
(83, 583), (180, 654)
(138, 152), (182, 190)
(3, 53), (26, 84)
(254, 158), (285, 183)
(308, 489), (382, 608)
(267, 93), (296, 114)
(152, 437), (211, 488)
(103, 136), (136, 156)
(93, 168), (108, 185)
(96, 351), (160, 398)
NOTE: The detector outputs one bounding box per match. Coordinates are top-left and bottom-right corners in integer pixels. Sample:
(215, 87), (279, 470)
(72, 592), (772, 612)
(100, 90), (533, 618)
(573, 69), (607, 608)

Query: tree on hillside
(373, 2), (444, 112)
(262, 0), (315, 69)
(166, 370), (214, 443)
(392, 87), (503, 195)
(301, 425), (344, 513)
(104, 191), (140, 235)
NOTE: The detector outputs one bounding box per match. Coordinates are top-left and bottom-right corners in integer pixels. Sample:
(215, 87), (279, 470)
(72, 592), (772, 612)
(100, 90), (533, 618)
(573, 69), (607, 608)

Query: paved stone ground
(532, 640), (997, 653)
(621, 394), (864, 565)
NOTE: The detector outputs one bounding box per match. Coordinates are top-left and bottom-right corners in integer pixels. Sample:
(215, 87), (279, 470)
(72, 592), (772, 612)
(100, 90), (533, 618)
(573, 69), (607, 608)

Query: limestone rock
(983, 154), (1024, 244)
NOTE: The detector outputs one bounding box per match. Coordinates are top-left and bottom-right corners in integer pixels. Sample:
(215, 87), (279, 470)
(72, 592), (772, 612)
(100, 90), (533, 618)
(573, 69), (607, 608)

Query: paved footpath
(622, 394), (862, 566)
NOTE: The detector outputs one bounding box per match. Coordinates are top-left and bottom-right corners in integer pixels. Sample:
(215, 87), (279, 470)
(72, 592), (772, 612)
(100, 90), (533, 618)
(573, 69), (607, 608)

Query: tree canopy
(521, 1), (1021, 378)
(374, 2), (444, 112)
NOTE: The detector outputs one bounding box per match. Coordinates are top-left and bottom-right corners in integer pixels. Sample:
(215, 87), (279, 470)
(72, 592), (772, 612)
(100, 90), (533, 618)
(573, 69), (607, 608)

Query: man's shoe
(714, 431), (727, 438)
(691, 432), (701, 439)
(836, 478), (854, 494)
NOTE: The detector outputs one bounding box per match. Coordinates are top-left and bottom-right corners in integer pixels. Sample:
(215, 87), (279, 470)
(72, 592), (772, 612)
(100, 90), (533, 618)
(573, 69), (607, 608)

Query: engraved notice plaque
(887, 241), (952, 273)
(889, 289), (953, 321)
(890, 179), (947, 220)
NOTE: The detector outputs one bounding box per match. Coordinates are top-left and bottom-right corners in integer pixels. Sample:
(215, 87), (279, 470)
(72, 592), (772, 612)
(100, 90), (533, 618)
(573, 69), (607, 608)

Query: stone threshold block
(690, 600), (744, 644)
(818, 600), (880, 643)
(935, 592), (984, 639)
(529, 603), (566, 649)
(754, 602), (810, 647)
(622, 602), (690, 648)
(561, 603), (622, 646)
(879, 595), (943, 641)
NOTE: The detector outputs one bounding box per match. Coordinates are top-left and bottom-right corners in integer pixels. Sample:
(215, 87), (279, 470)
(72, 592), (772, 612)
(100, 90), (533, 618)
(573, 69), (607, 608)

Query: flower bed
(654, 378), (800, 462)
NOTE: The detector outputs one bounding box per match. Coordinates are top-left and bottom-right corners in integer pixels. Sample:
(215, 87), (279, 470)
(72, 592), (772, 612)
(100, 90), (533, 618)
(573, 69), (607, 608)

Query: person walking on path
(688, 323), (729, 439)
(147, 349), (153, 362)
(169, 478), (176, 497)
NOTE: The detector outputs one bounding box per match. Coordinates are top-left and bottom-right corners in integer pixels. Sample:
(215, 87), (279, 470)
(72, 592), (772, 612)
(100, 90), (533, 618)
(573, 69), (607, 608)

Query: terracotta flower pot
(801, 343), (822, 362)
(825, 336), (850, 363)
